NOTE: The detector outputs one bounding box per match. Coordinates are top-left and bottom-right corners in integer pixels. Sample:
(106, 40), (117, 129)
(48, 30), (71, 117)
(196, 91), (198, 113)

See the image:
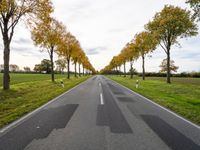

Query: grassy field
(108, 75), (200, 125)
(0, 73), (90, 128)
(0, 73), (67, 86)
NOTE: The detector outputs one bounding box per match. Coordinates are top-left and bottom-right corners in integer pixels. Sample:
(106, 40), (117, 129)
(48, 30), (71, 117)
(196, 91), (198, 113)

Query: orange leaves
(31, 18), (64, 52)
(56, 26), (95, 73)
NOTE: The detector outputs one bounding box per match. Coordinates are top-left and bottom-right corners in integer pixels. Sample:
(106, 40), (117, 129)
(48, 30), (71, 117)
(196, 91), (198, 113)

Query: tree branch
(159, 42), (167, 54)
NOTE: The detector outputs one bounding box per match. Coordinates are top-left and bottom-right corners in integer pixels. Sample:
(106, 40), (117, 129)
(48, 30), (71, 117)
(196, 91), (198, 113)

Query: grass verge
(108, 75), (200, 125)
(0, 75), (90, 128)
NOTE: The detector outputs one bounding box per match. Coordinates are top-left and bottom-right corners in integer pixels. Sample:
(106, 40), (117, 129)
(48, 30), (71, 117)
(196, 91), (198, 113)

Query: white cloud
(0, 0), (199, 72)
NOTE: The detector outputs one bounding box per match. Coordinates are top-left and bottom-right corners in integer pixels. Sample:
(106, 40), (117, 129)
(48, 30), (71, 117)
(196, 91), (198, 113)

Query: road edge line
(106, 76), (200, 129)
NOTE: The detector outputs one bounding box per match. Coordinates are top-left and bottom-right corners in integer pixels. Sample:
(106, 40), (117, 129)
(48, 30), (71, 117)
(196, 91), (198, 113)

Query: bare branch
(159, 42), (167, 54)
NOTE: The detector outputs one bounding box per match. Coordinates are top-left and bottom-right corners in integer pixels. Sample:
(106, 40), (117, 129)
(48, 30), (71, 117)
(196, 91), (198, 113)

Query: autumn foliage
(101, 5), (198, 83)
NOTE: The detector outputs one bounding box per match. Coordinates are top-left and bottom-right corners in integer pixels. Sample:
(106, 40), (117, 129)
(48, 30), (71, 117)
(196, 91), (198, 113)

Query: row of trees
(33, 58), (91, 76)
(0, 0), (53, 90)
(101, 3), (199, 83)
(0, 0), (95, 90)
(31, 18), (95, 81)
(0, 64), (20, 72)
(31, 16), (95, 81)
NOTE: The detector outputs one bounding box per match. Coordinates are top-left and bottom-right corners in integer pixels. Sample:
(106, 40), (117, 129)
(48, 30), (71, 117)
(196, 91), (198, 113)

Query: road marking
(0, 77), (92, 133)
(100, 93), (104, 105)
(99, 82), (101, 87)
(105, 76), (200, 129)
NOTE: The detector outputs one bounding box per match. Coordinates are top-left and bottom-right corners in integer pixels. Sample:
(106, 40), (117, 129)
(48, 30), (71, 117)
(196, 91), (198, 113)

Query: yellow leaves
(55, 27), (95, 72)
(146, 5), (198, 45)
(134, 31), (158, 56)
(31, 17), (65, 52)
(0, 0), (53, 39)
(0, 0), (9, 13)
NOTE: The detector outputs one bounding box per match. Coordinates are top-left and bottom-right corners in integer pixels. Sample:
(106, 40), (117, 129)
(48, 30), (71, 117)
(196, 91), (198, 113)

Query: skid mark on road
(108, 83), (125, 95)
(96, 84), (133, 134)
(141, 115), (200, 150)
(118, 97), (135, 103)
(96, 105), (109, 126)
(0, 104), (78, 150)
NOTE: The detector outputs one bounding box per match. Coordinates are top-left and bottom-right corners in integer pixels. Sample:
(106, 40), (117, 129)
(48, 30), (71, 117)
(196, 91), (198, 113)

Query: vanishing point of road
(0, 75), (200, 150)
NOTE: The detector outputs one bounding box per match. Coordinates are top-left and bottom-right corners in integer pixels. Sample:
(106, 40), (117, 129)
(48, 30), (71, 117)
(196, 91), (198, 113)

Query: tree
(120, 48), (129, 77)
(9, 64), (19, 72)
(31, 18), (65, 82)
(159, 59), (179, 73)
(82, 56), (89, 76)
(77, 51), (85, 77)
(0, 0), (53, 90)
(34, 64), (42, 73)
(41, 59), (51, 74)
(126, 42), (139, 79)
(186, 0), (200, 21)
(24, 67), (31, 72)
(146, 5), (198, 83)
(55, 58), (67, 74)
(34, 59), (51, 73)
(57, 32), (79, 79)
(134, 31), (158, 80)
(0, 64), (4, 72)
(72, 43), (81, 77)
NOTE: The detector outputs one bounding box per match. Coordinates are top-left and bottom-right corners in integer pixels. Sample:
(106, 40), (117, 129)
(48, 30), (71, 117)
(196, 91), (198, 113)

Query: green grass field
(0, 73), (90, 128)
(108, 75), (200, 125)
(0, 73), (67, 86)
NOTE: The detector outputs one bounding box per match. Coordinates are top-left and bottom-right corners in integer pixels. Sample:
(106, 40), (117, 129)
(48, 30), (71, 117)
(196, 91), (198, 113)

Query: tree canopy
(146, 5), (198, 83)
(0, 0), (53, 90)
(186, 0), (200, 21)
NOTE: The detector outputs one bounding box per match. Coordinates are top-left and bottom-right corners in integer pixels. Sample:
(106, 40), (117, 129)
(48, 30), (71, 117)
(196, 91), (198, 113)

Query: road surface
(0, 75), (200, 150)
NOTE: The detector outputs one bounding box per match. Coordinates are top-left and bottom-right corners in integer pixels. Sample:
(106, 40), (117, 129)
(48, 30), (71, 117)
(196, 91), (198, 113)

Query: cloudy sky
(0, 0), (200, 72)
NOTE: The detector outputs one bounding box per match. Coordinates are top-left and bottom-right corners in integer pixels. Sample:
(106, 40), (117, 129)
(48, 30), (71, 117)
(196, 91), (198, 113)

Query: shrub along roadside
(0, 76), (90, 128)
(102, 71), (200, 78)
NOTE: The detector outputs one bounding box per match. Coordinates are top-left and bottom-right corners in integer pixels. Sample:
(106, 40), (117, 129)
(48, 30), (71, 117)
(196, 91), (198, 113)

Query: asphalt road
(0, 75), (199, 150)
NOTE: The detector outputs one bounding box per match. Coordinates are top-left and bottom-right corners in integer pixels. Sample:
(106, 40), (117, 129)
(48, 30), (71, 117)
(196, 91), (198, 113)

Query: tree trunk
(142, 55), (145, 80)
(124, 62), (126, 77)
(130, 61), (133, 79)
(167, 49), (171, 83)
(79, 63), (81, 77)
(3, 33), (10, 90)
(119, 66), (121, 76)
(74, 62), (77, 77)
(67, 59), (70, 79)
(83, 66), (85, 76)
(49, 47), (54, 82)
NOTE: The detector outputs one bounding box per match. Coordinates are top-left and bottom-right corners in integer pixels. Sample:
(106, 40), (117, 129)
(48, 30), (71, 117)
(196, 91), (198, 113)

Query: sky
(0, 0), (200, 72)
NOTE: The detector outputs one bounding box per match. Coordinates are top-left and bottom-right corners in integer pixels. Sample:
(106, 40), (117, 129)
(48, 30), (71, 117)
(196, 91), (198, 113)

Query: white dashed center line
(100, 93), (104, 105)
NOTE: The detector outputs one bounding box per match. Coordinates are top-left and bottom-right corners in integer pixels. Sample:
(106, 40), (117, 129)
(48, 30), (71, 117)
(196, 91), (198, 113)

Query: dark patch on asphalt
(0, 104), (78, 150)
(96, 84), (133, 134)
(141, 115), (200, 150)
(92, 76), (97, 80)
(108, 83), (125, 95)
(96, 105), (109, 126)
(118, 97), (134, 103)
